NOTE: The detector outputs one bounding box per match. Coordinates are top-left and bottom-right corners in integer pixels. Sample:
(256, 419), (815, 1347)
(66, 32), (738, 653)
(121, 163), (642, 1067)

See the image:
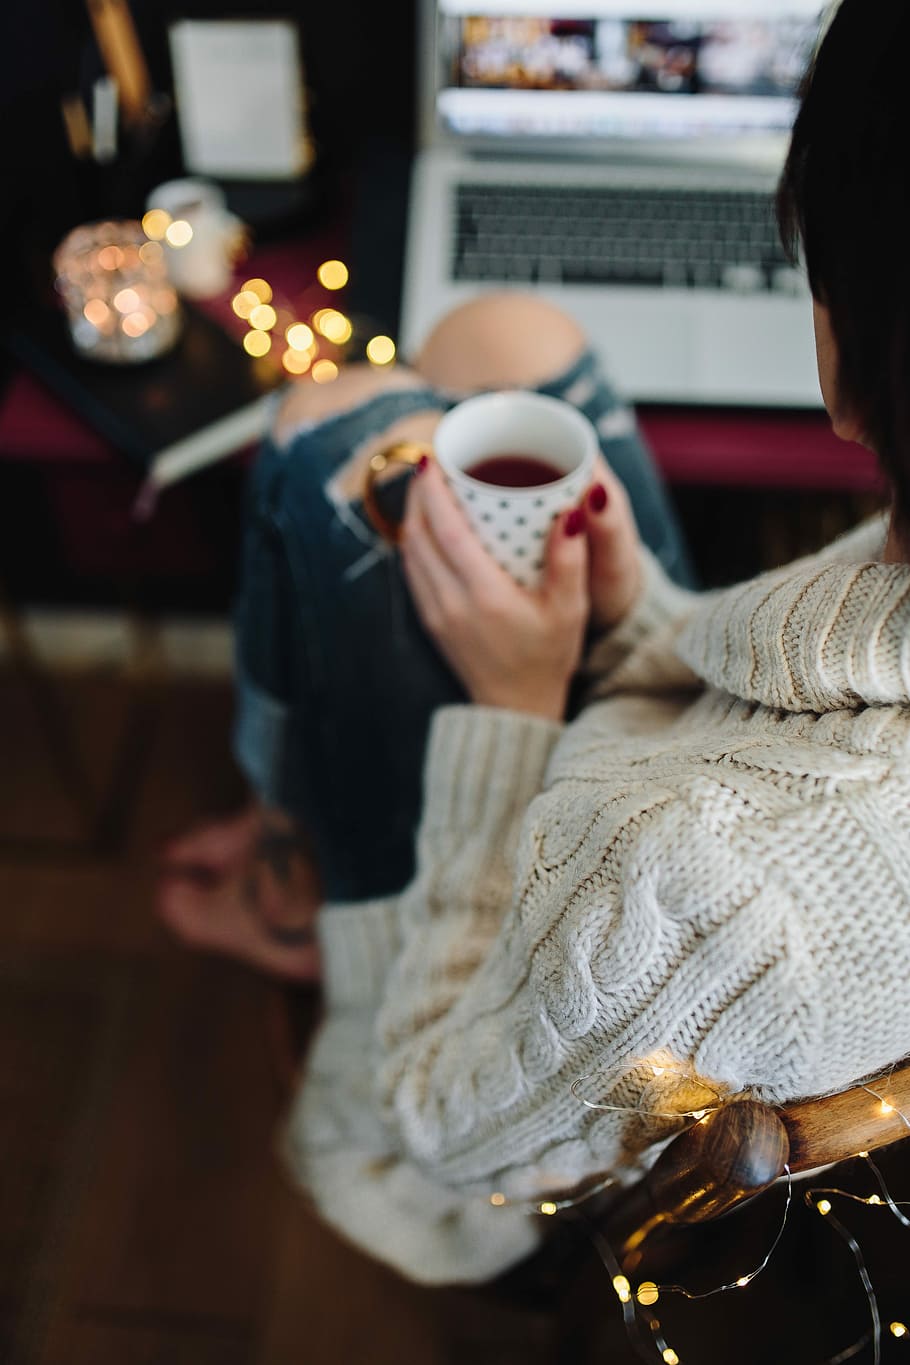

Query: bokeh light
(312, 359), (339, 384)
(122, 311), (150, 338)
(314, 309), (352, 344)
(83, 298), (111, 328)
(317, 259), (349, 290)
(249, 303), (278, 331)
(231, 290), (260, 319)
(113, 287), (141, 314)
(142, 209), (172, 241)
(165, 220), (194, 248)
(286, 322), (315, 351)
(241, 277), (272, 303)
(138, 241), (164, 266)
(243, 330), (272, 357)
(97, 245), (124, 271)
(282, 348), (312, 375)
(366, 334), (396, 366)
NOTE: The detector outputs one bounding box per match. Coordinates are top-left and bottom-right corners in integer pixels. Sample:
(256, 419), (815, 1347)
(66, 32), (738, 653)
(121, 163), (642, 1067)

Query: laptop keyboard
(453, 183), (801, 293)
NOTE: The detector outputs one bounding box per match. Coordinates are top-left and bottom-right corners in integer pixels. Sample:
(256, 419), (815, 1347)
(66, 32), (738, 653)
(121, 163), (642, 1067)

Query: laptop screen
(436, 3), (825, 142)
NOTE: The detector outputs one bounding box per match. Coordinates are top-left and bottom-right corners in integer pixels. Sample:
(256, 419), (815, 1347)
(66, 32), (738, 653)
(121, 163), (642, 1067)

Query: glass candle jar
(53, 220), (182, 363)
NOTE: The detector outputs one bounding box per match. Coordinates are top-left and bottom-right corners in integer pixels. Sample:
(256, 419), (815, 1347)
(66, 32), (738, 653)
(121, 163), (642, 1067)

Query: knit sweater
(285, 514), (910, 1285)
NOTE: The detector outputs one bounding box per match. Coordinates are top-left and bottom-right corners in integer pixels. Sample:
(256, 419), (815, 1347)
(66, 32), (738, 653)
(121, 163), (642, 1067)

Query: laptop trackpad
(692, 294), (820, 406)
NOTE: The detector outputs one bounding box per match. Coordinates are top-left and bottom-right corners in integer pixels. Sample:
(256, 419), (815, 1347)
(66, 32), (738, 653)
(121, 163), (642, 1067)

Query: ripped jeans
(233, 348), (692, 902)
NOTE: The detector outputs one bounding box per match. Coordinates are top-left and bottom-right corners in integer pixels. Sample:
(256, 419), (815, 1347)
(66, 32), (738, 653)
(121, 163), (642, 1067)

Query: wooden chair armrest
(780, 1059), (910, 1171)
(604, 1100), (789, 1257)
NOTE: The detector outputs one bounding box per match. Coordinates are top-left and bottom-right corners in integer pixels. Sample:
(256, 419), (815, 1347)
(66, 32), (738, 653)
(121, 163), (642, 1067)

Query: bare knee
(414, 293), (586, 394)
(273, 362), (424, 448)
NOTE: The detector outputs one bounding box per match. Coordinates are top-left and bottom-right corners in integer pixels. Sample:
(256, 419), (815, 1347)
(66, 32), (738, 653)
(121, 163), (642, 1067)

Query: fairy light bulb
(282, 349), (311, 375)
(489, 1192), (506, 1207)
(232, 290), (260, 319)
(317, 259), (349, 290)
(165, 219), (193, 248)
(891, 1322), (908, 1338)
(868, 1195), (883, 1206)
(612, 1275), (631, 1303)
(316, 309), (352, 344)
(83, 299), (111, 328)
(817, 1199), (832, 1216)
(736, 1276), (750, 1287)
(243, 330), (271, 358)
(286, 322), (315, 351)
(539, 1201), (558, 1217)
(637, 1282), (659, 1306)
(241, 278), (272, 303)
(311, 359), (338, 384)
(113, 287), (141, 314)
(366, 334), (396, 366)
(249, 303), (277, 331)
(142, 209), (171, 240)
(880, 1101), (895, 1115)
(662, 1349), (680, 1365)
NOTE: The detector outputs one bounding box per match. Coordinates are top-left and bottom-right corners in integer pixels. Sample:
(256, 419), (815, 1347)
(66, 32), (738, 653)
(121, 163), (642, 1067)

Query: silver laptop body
(401, 4), (826, 407)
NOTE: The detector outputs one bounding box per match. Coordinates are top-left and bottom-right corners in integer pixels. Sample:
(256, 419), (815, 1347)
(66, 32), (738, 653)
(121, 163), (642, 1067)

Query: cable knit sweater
(285, 514), (910, 1285)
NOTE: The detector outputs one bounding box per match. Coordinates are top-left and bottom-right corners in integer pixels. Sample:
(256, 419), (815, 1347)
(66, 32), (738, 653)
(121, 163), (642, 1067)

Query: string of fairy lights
(484, 1062), (910, 1365)
(139, 207), (397, 381)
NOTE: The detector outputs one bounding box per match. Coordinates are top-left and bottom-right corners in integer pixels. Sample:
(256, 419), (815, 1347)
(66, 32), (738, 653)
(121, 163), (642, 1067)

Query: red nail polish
(416, 454), (429, 474)
(565, 508), (585, 537)
(588, 483), (608, 513)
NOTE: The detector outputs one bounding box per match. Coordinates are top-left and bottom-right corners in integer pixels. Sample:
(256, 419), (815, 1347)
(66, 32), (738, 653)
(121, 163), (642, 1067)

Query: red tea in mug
(463, 453), (564, 488)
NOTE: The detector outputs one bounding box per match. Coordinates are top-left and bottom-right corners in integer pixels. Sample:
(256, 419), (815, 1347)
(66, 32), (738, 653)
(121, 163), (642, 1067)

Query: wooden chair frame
(601, 1059), (910, 1263)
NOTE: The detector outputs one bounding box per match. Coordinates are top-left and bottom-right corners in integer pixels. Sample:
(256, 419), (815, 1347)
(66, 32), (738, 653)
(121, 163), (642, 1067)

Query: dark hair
(777, 0), (910, 526)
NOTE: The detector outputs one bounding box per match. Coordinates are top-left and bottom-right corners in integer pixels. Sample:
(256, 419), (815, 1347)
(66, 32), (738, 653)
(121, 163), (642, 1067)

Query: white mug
(365, 390), (598, 588)
(146, 178), (244, 299)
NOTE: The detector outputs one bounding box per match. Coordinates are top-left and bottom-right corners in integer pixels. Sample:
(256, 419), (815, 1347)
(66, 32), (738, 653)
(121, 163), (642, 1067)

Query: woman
(164, 0), (910, 1287)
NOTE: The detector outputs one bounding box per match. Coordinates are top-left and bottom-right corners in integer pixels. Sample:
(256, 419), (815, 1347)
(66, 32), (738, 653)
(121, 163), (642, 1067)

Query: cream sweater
(286, 515), (910, 1285)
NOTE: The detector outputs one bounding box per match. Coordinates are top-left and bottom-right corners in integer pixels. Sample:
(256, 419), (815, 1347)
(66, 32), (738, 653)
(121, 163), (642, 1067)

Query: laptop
(401, 2), (827, 407)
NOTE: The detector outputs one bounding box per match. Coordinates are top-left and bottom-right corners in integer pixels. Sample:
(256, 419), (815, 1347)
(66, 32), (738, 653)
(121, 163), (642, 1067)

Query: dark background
(0, 0), (418, 309)
(0, 0), (419, 611)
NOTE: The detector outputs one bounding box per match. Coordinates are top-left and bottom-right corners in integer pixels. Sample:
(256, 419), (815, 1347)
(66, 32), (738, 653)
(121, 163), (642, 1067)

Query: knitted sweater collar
(676, 554), (910, 713)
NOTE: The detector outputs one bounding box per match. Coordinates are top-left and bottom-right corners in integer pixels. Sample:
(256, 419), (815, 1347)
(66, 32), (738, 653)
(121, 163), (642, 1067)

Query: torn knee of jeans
(272, 364), (427, 451)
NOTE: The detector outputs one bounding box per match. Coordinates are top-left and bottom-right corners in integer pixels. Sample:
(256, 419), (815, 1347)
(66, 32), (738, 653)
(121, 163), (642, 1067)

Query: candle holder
(53, 220), (182, 364)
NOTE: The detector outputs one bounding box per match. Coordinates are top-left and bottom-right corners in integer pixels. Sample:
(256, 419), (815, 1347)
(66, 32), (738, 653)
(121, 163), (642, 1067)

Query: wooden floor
(0, 663), (450, 1365)
(2, 658), (909, 1365)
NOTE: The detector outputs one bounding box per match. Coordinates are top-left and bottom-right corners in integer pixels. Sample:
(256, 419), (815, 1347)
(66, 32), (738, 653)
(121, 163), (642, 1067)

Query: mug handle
(362, 441), (434, 544)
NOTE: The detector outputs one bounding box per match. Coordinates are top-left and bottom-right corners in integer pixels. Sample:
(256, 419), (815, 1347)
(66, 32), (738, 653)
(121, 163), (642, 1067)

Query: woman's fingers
(400, 500), (467, 632)
(582, 458), (643, 629)
(408, 458), (511, 593)
(542, 507), (589, 619)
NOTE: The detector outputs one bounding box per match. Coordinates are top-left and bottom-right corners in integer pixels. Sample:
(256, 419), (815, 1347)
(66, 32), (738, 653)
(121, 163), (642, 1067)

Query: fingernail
(588, 484), (608, 513)
(565, 508), (585, 537)
(416, 454), (429, 474)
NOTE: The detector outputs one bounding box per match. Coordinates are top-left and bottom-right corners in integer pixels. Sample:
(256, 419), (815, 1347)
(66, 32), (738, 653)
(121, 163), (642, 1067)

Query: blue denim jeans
(233, 349), (693, 902)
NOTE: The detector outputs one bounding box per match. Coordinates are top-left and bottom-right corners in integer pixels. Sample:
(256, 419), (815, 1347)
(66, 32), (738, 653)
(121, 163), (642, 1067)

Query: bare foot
(157, 804), (322, 983)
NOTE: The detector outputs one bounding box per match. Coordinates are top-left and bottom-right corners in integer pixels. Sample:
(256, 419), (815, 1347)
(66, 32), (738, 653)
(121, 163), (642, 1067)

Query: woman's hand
(400, 458), (589, 722)
(582, 455), (644, 631)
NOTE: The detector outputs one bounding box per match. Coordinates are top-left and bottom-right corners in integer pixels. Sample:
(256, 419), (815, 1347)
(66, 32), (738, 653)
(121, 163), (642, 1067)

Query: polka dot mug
(364, 390), (598, 589)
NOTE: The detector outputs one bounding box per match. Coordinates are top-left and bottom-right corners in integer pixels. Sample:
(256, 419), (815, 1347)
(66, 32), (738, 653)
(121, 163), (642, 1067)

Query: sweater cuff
(420, 705), (563, 845)
(582, 545), (698, 684)
(319, 897), (401, 1010)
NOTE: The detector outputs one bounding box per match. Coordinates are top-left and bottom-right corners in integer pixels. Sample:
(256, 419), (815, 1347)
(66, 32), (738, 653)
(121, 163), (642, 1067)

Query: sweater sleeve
(578, 544), (700, 696)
